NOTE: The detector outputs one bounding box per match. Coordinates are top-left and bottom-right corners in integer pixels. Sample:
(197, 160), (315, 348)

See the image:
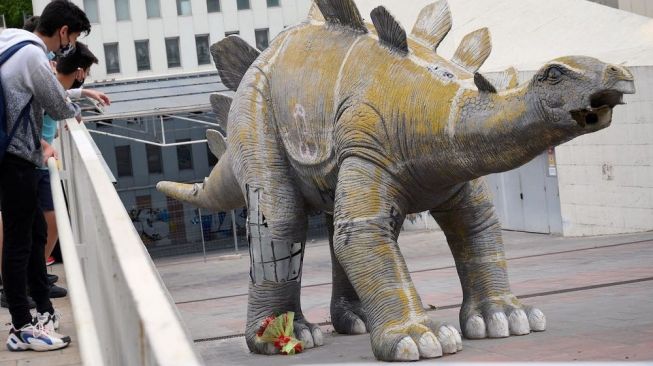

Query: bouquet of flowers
(255, 311), (304, 355)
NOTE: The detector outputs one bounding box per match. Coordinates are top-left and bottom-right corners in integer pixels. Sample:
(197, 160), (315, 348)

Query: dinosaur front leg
(244, 185), (323, 354)
(430, 179), (546, 339)
(334, 157), (461, 361)
(325, 213), (367, 335)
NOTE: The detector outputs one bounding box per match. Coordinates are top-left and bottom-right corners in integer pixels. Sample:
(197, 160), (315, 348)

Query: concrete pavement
(154, 229), (653, 365)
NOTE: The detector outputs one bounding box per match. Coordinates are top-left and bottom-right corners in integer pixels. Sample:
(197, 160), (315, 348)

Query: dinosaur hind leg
(430, 179), (546, 339)
(326, 213), (367, 335)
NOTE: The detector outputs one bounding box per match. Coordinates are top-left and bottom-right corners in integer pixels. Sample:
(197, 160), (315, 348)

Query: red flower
(294, 343), (303, 353)
(274, 335), (291, 349)
(256, 315), (276, 337)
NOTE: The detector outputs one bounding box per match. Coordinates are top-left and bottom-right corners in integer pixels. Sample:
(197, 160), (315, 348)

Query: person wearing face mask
(41, 41), (109, 268)
(21, 16), (110, 107)
(0, 41), (109, 304)
(0, 0), (90, 352)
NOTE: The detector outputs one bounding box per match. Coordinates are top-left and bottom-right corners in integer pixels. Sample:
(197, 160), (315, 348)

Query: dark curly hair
(36, 0), (91, 37)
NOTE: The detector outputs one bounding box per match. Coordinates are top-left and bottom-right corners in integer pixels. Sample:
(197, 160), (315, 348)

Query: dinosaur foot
(245, 281), (323, 354)
(331, 296), (367, 335)
(294, 318), (324, 349)
(248, 317), (324, 354)
(371, 319), (462, 361)
(461, 295), (546, 339)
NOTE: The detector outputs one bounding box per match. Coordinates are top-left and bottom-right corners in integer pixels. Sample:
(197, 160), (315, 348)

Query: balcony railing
(50, 119), (202, 365)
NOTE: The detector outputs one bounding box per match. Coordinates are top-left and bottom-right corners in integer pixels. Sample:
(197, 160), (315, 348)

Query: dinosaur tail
(156, 151), (244, 212)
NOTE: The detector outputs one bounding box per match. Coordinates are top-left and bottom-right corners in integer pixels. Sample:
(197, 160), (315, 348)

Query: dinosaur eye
(544, 66), (564, 84)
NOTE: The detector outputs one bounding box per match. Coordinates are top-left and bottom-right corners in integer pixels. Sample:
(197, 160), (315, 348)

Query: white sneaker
(36, 311), (61, 332)
(6, 319), (71, 352)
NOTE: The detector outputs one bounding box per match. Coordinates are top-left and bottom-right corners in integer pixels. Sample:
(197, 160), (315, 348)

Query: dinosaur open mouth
(570, 90), (624, 127)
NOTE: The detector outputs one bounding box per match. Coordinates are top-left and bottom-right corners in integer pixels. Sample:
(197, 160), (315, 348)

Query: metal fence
(119, 192), (331, 259)
(54, 119), (202, 365)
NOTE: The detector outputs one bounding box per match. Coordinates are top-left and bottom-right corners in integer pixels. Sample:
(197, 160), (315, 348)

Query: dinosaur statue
(157, 0), (635, 361)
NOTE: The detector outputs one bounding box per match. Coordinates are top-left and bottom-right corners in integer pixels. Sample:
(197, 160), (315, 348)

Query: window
(237, 0), (250, 10)
(207, 144), (218, 167)
(115, 145), (133, 177)
(104, 43), (120, 74)
(146, 144), (163, 174)
(134, 40), (150, 71)
(176, 0), (192, 15)
(83, 0), (99, 23)
(115, 0), (130, 21)
(266, 0), (279, 7)
(225, 30), (239, 37)
(255, 29), (269, 50)
(207, 0), (220, 12)
(195, 35), (211, 65)
(176, 139), (194, 170)
(146, 0), (160, 18)
(165, 37), (181, 68)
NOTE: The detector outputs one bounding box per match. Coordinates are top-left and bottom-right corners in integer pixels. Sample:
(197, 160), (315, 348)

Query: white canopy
(354, 0), (653, 71)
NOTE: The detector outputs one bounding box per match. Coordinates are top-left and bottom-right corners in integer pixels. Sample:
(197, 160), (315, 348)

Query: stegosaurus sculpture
(158, 0), (635, 361)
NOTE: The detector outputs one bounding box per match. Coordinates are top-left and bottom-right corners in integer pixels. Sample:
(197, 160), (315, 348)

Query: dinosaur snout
(611, 79), (636, 95)
(569, 81), (633, 128)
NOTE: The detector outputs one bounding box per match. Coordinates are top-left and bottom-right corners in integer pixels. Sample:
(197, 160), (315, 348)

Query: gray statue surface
(158, 0), (635, 361)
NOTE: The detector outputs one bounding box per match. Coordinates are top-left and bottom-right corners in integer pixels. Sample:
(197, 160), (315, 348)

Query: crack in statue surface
(157, 0), (635, 361)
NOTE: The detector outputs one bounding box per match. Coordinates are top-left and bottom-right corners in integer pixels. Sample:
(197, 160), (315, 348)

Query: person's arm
(81, 88), (110, 106)
(67, 88), (83, 99)
(27, 50), (80, 121)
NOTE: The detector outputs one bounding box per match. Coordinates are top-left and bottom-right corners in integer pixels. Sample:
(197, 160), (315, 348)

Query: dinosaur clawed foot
(461, 295), (546, 339)
(294, 319), (324, 349)
(331, 297), (367, 334)
(371, 319), (462, 361)
(247, 317), (324, 355)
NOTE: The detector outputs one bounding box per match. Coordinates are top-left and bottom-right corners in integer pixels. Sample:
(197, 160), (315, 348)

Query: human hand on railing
(41, 139), (58, 165)
(81, 89), (111, 106)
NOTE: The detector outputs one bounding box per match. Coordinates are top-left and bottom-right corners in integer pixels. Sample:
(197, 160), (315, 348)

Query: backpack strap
(0, 41), (39, 160)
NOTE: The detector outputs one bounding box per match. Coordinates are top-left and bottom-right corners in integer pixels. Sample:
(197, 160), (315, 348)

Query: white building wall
(31, 0), (312, 82)
(555, 66), (653, 236)
(618, 0), (653, 17)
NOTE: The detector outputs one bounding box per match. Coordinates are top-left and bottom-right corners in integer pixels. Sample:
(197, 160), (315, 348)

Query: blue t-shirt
(42, 114), (57, 145)
(37, 114), (57, 170)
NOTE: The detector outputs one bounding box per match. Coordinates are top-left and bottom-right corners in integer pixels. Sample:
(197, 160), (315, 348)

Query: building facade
(31, 0), (312, 82)
(589, 0), (653, 17)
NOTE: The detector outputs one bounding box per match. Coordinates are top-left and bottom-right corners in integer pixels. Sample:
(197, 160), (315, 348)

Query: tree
(0, 0), (33, 29)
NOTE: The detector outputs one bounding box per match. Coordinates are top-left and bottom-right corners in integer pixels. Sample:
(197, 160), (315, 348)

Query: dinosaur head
(528, 56), (635, 135)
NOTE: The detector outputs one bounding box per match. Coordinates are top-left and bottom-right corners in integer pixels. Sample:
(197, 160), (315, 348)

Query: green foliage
(0, 0), (33, 29)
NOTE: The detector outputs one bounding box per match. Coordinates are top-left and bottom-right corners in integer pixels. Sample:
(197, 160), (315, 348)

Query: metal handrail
(47, 157), (105, 365)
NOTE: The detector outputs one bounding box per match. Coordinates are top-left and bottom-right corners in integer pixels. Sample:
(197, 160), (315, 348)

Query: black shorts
(36, 169), (54, 211)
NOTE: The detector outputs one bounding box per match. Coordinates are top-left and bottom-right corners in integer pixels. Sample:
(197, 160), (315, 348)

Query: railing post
(231, 210), (238, 252)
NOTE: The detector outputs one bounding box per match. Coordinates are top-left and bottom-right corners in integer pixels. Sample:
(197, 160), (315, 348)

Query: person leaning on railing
(0, 0), (91, 353)
(0, 16), (110, 311)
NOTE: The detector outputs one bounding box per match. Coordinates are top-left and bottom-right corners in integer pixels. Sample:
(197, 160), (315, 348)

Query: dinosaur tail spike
(156, 152), (244, 212)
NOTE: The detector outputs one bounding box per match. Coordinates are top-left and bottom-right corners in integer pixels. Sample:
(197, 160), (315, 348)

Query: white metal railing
(51, 119), (202, 366)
